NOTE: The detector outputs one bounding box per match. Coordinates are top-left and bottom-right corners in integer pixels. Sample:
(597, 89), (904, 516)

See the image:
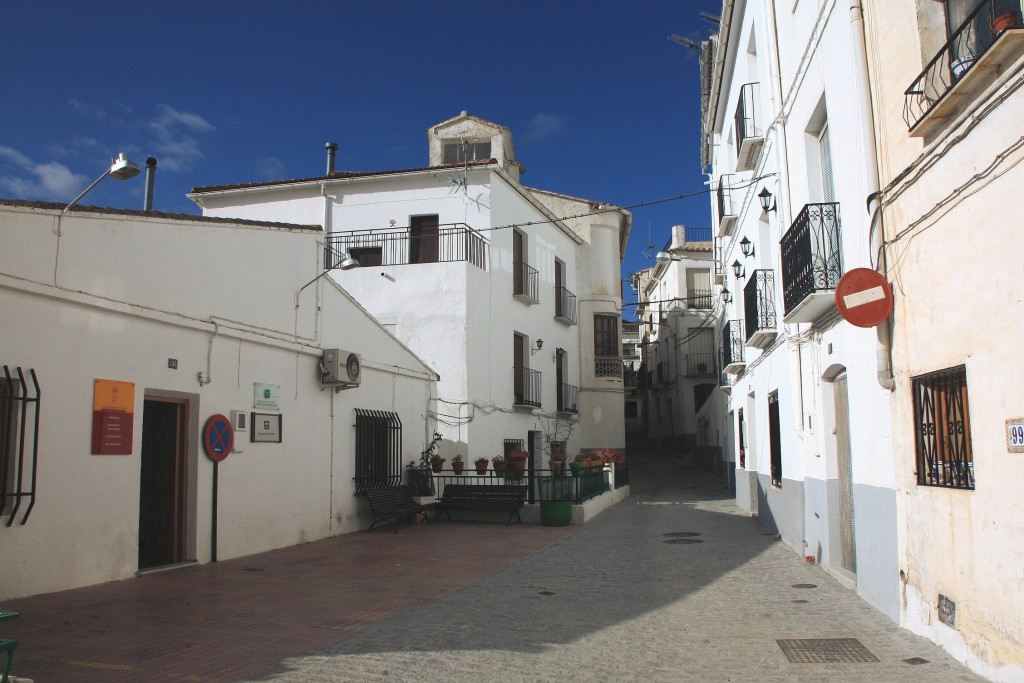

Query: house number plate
(1006, 418), (1024, 453)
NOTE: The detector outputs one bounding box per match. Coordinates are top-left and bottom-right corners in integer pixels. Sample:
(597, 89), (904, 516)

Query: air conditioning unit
(322, 349), (361, 387)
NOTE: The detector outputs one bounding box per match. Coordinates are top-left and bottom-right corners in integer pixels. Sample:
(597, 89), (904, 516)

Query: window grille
(1, 366), (40, 525)
(913, 365), (974, 489)
(503, 439), (525, 458)
(353, 409), (402, 494)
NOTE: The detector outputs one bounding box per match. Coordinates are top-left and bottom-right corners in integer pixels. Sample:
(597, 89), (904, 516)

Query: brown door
(556, 348), (565, 411)
(513, 334), (525, 404)
(555, 259), (564, 316)
(139, 398), (188, 570)
(410, 215), (439, 264)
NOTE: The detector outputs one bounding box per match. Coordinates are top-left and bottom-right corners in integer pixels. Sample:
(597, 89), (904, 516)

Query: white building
(700, 0), (898, 621)
(861, 0), (1024, 677)
(632, 225), (717, 454)
(189, 113), (631, 469)
(0, 199), (436, 600)
(622, 320), (643, 438)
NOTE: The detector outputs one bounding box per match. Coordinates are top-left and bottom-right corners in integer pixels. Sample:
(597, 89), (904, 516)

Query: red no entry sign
(203, 414), (234, 462)
(835, 268), (894, 328)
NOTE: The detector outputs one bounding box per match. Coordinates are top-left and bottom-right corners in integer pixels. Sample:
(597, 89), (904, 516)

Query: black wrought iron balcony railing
(716, 175), (737, 236)
(325, 223), (488, 270)
(781, 203), (843, 323)
(513, 366), (541, 407)
(722, 319), (745, 373)
(557, 383), (579, 413)
(685, 352), (716, 376)
(734, 83), (764, 172)
(555, 286), (578, 324)
(513, 261), (539, 303)
(744, 269), (778, 349)
(904, 0), (1023, 131)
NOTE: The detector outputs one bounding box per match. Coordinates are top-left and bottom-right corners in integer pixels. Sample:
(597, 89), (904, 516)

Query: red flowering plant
(591, 448), (626, 467)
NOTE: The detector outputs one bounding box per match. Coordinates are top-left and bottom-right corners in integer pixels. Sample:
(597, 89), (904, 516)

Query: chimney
(325, 142), (338, 174)
(143, 157), (157, 211)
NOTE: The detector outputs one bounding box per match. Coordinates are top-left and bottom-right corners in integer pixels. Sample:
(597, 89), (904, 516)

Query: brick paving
(3, 451), (988, 682)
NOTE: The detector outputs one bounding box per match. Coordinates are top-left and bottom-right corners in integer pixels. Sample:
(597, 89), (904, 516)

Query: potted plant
(507, 451), (528, 478)
(570, 453), (585, 477)
(430, 454), (445, 473)
(451, 453), (464, 475)
(474, 457), (489, 475)
(407, 431), (442, 496)
(548, 455), (565, 475)
(491, 455), (507, 477)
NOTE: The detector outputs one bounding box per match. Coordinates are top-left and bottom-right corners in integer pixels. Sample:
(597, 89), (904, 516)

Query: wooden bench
(365, 486), (438, 533)
(437, 484), (528, 525)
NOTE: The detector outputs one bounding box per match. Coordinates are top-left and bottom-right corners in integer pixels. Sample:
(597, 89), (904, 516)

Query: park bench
(437, 484), (528, 525)
(365, 485), (438, 533)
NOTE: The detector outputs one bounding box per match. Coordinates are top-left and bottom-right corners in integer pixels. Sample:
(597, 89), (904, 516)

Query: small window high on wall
(443, 141), (492, 164)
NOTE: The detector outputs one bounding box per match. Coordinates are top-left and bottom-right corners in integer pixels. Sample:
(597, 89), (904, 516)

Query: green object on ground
(540, 501), (573, 526)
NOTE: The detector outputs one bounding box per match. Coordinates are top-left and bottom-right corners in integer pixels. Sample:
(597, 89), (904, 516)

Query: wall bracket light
(758, 187), (777, 214)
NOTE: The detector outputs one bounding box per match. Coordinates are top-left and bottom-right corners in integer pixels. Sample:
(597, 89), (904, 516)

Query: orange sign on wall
(92, 379), (135, 455)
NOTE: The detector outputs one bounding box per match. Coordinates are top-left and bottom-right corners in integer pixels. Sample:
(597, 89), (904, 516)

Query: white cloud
(148, 104), (215, 172)
(523, 113), (564, 143)
(0, 146), (87, 200)
(255, 156), (287, 179)
(69, 97), (108, 121)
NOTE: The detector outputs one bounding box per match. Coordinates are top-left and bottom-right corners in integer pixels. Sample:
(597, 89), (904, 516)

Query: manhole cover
(663, 538), (704, 544)
(777, 638), (879, 663)
(663, 532), (702, 538)
(904, 657), (929, 665)
(791, 583), (817, 589)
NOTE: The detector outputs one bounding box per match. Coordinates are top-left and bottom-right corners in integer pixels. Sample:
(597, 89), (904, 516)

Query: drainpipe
(767, 0), (805, 432)
(849, 0), (896, 391)
(143, 157), (157, 212)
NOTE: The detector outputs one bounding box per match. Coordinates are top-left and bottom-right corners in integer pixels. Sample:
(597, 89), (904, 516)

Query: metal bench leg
(0, 638), (17, 683)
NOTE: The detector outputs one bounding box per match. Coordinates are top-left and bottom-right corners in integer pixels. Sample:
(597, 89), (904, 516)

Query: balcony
(555, 286), (578, 324)
(722, 320), (745, 375)
(513, 261), (539, 304)
(781, 203), (843, 324)
(744, 269), (778, 349)
(688, 289), (713, 310)
(557, 383), (579, 414)
(716, 174), (738, 237)
(904, 0), (1024, 136)
(656, 360), (670, 386)
(685, 352), (716, 377)
(734, 83), (764, 172)
(325, 223), (488, 270)
(719, 365), (735, 394)
(513, 366), (541, 408)
(714, 236), (724, 284)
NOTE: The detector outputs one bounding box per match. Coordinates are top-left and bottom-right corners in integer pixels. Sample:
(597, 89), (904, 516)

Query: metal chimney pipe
(143, 157), (157, 211)
(325, 142), (338, 174)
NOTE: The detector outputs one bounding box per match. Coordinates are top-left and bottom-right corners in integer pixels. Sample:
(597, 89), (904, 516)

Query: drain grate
(791, 583), (817, 589)
(242, 567), (264, 572)
(791, 599), (809, 604)
(903, 657), (929, 666)
(663, 532), (702, 538)
(663, 538), (704, 544)
(777, 638), (879, 664)
(538, 591), (556, 596)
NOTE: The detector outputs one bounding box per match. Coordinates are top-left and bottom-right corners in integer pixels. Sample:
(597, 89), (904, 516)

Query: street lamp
(722, 287), (732, 304)
(64, 153), (141, 214)
(740, 236), (754, 258)
(758, 187), (776, 214)
(732, 259), (745, 279)
(655, 250), (681, 265)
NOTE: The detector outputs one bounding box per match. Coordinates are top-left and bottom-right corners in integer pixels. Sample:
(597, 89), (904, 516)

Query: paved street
(4, 451), (985, 682)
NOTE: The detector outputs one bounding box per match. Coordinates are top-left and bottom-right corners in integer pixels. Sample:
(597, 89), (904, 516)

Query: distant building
(190, 112), (631, 466)
(0, 199), (435, 599)
(632, 225), (716, 453)
(622, 320), (642, 437)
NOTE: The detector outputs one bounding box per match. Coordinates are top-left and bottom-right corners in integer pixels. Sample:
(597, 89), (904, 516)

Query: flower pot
(994, 12), (1021, 32)
(540, 501), (573, 526)
(549, 460), (564, 475)
(474, 461), (488, 475)
(452, 462), (464, 475)
(570, 462), (583, 477)
(431, 460), (444, 473)
(493, 465), (506, 478)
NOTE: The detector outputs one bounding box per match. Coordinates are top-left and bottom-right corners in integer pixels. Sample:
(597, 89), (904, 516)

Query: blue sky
(2, 1), (720, 314)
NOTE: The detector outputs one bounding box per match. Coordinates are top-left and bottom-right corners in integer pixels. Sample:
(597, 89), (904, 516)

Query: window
(1, 379), (18, 515)
(443, 141), (492, 164)
(686, 269), (712, 308)
(594, 314), (619, 357)
(349, 246), (383, 267)
(913, 365), (974, 489)
(409, 215), (439, 264)
(353, 409), (403, 494)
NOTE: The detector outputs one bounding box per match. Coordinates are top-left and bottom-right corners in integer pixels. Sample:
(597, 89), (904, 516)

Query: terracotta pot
(474, 461), (488, 475)
(549, 460), (564, 474)
(431, 460), (444, 473)
(452, 462), (464, 475)
(994, 12), (1020, 32)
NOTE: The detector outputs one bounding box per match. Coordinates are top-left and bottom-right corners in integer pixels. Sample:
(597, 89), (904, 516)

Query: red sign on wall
(92, 379), (135, 455)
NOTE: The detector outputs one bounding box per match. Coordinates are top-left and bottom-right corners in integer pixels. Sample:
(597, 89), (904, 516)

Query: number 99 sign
(1007, 418), (1024, 453)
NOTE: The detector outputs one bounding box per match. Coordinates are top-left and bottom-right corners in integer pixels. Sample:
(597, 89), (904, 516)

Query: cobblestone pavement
(241, 452), (984, 683)
(5, 450), (986, 682)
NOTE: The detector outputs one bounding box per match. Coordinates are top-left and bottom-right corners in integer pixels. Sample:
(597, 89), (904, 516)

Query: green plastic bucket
(540, 501), (573, 526)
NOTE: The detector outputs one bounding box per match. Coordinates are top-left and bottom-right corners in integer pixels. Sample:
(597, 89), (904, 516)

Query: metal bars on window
(913, 366), (974, 490)
(1, 366), (40, 526)
(744, 269), (777, 340)
(353, 409), (402, 494)
(513, 367), (542, 407)
(513, 261), (539, 302)
(781, 203), (843, 315)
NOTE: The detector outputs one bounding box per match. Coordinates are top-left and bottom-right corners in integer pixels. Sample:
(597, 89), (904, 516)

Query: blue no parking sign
(203, 414), (234, 462)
